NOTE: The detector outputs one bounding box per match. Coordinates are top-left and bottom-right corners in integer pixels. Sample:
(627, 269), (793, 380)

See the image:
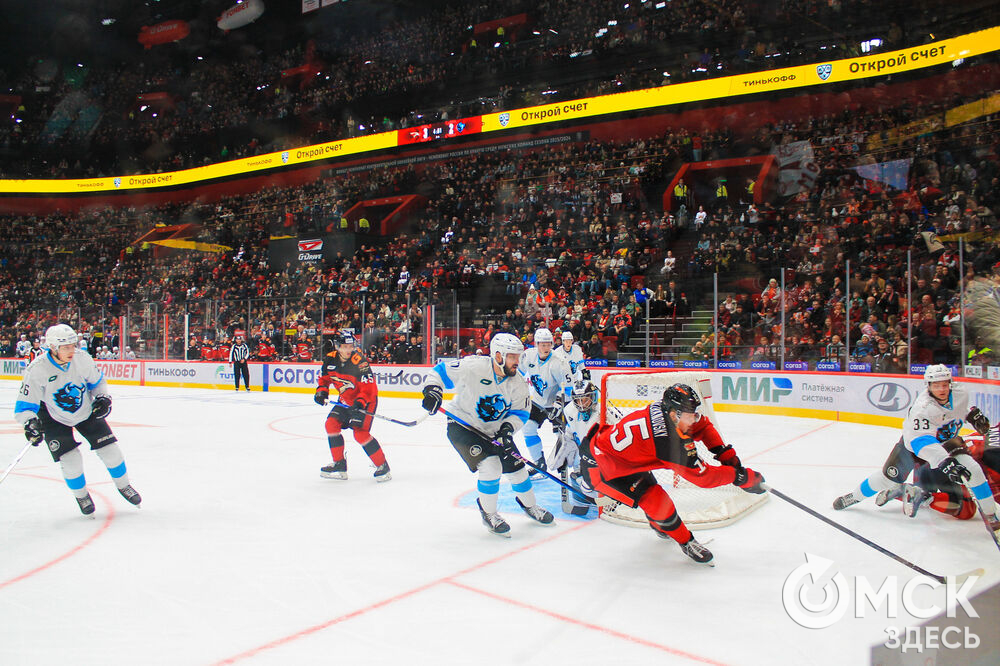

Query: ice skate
(118, 484), (142, 506)
(875, 484), (906, 507)
(320, 460), (348, 480)
(76, 493), (95, 516)
(477, 498), (511, 537)
(832, 491), (861, 510)
(679, 536), (715, 566)
(373, 462), (392, 483)
(902, 485), (932, 517)
(516, 497), (554, 525)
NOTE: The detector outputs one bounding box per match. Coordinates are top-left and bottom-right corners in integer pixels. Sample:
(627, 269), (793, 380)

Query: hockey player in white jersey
(548, 380), (600, 515)
(519, 327), (574, 474)
(15, 334), (30, 358)
(833, 364), (997, 527)
(553, 331), (589, 383)
(420, 333), (554, 536)
(13, 324), (141, 515)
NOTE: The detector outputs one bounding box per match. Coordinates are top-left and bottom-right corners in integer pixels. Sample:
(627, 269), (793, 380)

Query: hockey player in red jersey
(581, 383), (765, 565)
(313, 332), (391, 482)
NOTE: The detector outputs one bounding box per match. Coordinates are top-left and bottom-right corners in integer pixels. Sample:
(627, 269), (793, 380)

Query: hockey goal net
(597, 370), (768, 529)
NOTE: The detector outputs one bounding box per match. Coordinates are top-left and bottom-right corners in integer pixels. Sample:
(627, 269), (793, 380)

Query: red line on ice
(212, 521), (600, 665)
(446, 579), (732, 665)
(747, 421), (833, 460)
(0, 475), (116, 591)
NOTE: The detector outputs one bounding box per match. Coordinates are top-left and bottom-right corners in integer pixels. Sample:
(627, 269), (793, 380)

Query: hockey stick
(0, 441), (32, 486)
(442, 408), (595, 504)
(959, 480), (1000, 555)
(763, 484), (984, 584)
(329, 401), (430, 427)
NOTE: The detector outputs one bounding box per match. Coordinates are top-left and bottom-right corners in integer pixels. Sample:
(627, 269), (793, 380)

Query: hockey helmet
(662, 383), (701, 414)
(332, 331), (355, 347)
(534, 327), (553, 344)
(924, 364), (952, 385)
(489, 333), (524, 360)
(44, 324), (78, 350)
(571, 380), (597, 413)
(561, 331), (574, 342)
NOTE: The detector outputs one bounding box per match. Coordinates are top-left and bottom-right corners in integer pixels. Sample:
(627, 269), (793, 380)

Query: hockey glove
(314, 388), (329, 406)
(713, 444), (742, 468)
(546, 406), (567, 433)
(494, 422), (520, 461)
(347, 402), (369, 430)
(421, 385), (443, 415)
(938, 457), (972, 484)
(23, 418), (43, 446)
(968, 407), (991, 436)
(91, 395), (112, 420)
(734, 466), (766, 494)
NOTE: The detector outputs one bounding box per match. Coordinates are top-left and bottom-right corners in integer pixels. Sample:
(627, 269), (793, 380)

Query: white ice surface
(0, 382), (996, 666)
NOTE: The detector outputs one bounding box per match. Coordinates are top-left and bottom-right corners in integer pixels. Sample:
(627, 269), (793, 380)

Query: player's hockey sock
(360, 437), (387, 467)
(524, 434), (543, 463)
(95, 443), (131, 489)
(477, 456), (502, 514)
(855, 475), (895, 500)
(327, 432), (345, 462)
(639, 486), (692, 544)
(507, 467), (536, 508)
(58, 448), (90, 499)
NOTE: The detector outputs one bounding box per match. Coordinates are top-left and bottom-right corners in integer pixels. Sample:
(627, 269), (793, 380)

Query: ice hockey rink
(1, 381), (997, 666)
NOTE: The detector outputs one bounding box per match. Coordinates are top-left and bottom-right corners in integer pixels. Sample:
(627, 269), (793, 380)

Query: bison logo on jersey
(476, 394), (510, 422)
(529, 374), (548, 397)
(53, 382), (86, 413)
(937, 418), (962, 442)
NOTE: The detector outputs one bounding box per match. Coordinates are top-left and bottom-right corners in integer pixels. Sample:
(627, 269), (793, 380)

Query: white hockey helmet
(561, 331), (574, 342)
(534, 327), (553, 344)
(489, 333), (524, 359)
(44, 324), (78, 350)
(924, 364), (952, 385)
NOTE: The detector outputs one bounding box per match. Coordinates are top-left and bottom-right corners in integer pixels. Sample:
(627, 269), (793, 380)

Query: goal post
(596, 370), (768, 529)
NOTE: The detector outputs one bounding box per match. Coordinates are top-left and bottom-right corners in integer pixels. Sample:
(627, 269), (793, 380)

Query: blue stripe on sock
(65, 474), (86, 490)
(106, 461), (127, 479)
(972, 481), (993, 500)
(478, 479), (500, 494)
(511, 478), (532, 493)
(860, 479), (876, 497)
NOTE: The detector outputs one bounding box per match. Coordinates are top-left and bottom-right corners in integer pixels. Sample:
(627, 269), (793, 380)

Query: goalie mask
(662, 383), (701, 415)
(571, 380), (597, 419)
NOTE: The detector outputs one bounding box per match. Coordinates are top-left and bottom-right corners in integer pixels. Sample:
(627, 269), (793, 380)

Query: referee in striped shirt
(229, 335), (251, 391)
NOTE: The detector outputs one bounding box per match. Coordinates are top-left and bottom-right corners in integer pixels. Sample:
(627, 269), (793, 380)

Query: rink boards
(2, 357), (998, 430)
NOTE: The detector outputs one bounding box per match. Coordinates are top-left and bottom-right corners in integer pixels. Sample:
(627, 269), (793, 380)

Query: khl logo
(817, 63), (832, 80)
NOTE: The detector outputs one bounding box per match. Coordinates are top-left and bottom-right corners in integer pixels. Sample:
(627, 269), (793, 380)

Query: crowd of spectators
(0, 0), (984, 178)
(685, 96), (1000, 370)
(1, 44), (998, 372)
